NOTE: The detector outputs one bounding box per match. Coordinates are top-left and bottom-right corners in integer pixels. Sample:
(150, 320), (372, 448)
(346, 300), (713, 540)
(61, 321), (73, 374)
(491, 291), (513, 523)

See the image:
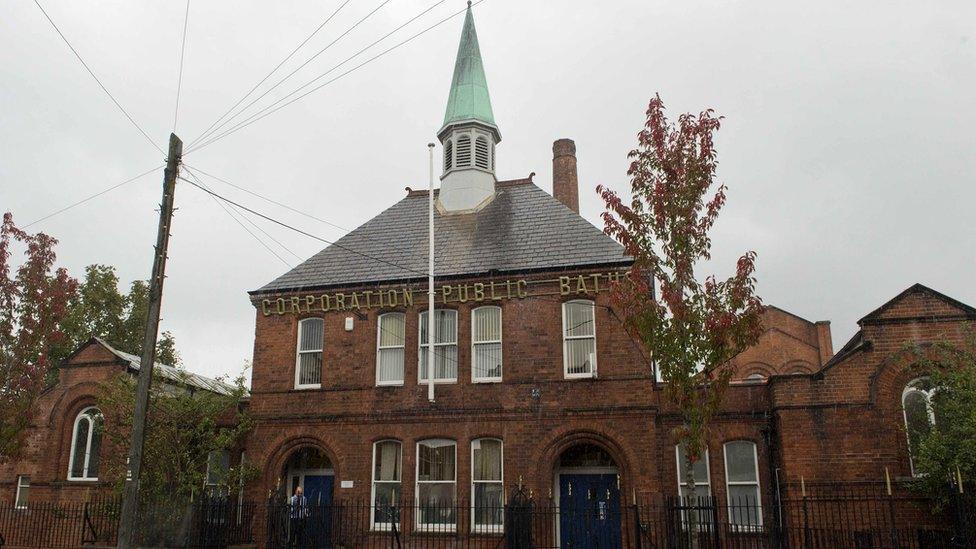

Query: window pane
(87, 414), (103, 478)
(728, 484), (761, 526)
(420, 310), (457, 345)
(564, 302), (595, 337)
(299, 318), (324, 351)
(473, 440), (502, 481)
(15, 476), (29, 509)
(373, 482), (401, 523)
(421, 344), (457, 381)
(378, 314), (405, 347)
(474, 483), (504, 526)
(374, 442), (401, 481)
(677, 445), (709, 487)
(473, 342), (502, 379)
(298, 351), (322, 385)
(418, 483), (456, 517)
(473, 307), (501, 342)
(378, 348), (404, 383)
(565, 338), (595, 375)
(904, 390), (932, 442)
(725, 441), (758, 483)
(418, 441), (455, 481)
(71, 417), (90, 478)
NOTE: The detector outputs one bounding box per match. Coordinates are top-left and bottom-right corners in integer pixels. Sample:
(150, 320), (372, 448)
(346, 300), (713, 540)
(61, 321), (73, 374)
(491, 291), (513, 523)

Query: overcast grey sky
(2, 1), (973, 382)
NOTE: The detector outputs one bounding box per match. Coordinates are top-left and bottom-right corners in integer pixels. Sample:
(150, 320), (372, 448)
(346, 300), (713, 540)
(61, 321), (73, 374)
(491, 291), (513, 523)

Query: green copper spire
(441, 3), (497, 133)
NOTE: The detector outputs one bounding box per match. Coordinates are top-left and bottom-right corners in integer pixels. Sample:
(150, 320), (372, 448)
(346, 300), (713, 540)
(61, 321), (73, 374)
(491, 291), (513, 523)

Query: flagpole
(427, 143), (436, 403)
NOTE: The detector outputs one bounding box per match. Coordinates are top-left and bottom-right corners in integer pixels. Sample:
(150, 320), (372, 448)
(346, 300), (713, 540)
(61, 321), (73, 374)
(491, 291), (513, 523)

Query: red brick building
(3, 4), (974, 546)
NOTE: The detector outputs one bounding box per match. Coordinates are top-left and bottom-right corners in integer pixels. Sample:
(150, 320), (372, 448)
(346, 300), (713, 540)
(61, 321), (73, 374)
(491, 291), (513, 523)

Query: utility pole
(117, 133), (182, 548)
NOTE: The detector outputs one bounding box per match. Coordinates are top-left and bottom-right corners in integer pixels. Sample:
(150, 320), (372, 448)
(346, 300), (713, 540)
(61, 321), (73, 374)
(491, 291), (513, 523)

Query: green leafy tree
(598, 95), (765, 498)
(905, 337), (976, 507)
(0, 213), (78, 461)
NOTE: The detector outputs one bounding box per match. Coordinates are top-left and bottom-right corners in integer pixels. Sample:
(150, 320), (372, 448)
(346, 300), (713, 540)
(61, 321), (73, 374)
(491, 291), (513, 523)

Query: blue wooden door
(559, 473), (622, 549)
(303, 475), (333, 548)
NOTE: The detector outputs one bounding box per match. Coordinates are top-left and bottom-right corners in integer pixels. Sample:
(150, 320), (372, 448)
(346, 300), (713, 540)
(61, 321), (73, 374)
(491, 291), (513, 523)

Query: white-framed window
(67, 406), (103, 481)
(419, 310), (458, 384)
(371, 440), (402, 530)
(205, 450), (231, 488)
(676, 444), (711, 498)
(472, 438), (504, 533)
(902, 378), (936, 476)
(15, 475), (29, 510)
(295, 317), (324, 389)
(377, 313), (405, 386)
(416, 439), (456, 531)
(562, 300), (597, 378)
(472, 306), (502, 382)
(456, 134), (472, 167)
(723, 441), (762, 529)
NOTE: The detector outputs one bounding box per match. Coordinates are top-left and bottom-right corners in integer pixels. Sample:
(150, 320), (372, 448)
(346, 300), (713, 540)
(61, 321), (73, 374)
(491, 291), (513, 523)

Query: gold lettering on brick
(473, 283), (485, 301)
(402, 289), (414, 307)
(559, 276), (571, 295)
(335, 293), (346, 310)
(576, 275), (589, 294)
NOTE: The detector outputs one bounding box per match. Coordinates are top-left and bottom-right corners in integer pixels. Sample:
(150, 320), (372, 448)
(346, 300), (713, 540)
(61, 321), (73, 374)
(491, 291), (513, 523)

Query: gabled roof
(819, 330), (866, 372)
(858, 283), (976, 325)
(93, 337), (240, 396)
(253, 179), (631, 294)
(441, 3), (496, 134)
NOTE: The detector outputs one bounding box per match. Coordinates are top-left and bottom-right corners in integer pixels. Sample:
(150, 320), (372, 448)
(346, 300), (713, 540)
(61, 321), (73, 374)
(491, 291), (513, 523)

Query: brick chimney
(552, 138), (579, 214)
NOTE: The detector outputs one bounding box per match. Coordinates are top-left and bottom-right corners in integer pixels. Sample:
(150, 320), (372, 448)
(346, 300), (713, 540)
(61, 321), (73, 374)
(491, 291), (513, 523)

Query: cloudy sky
(2, 0), (973, 382)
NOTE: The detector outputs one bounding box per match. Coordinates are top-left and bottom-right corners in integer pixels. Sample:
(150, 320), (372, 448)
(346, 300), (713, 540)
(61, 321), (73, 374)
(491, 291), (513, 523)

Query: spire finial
(467, 0), (472, 7)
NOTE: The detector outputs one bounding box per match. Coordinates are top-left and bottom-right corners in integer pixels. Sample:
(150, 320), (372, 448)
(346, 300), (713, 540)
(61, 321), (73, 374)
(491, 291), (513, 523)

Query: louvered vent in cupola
(444, 140), (453, 171)
(475, 136), (489, 169)
(456, 134), (472, 167)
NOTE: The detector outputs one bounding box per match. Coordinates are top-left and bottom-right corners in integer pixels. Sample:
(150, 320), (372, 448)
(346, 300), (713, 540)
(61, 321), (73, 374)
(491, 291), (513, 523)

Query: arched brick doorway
(554, 442), (623, 548)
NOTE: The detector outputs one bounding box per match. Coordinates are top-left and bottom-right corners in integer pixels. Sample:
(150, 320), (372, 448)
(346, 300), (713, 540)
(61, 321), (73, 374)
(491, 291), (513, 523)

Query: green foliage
(905, 337), (976, 507)
(96, 366), (255, 502)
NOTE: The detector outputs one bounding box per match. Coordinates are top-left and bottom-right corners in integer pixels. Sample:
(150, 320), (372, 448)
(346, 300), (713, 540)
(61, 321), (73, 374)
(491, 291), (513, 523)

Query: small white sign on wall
(340, 480), (354, 489)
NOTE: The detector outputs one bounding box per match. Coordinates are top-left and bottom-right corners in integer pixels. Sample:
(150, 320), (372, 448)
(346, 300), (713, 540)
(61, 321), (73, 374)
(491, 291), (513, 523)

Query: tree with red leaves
(0, 213), (79, 461)
(598, 95), (765, 498)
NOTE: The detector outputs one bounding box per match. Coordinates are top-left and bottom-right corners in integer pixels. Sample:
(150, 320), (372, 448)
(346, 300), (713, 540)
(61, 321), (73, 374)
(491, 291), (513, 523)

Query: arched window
(471, 438), (503, 532)
(474, 136), (490, 169)
(903, 378), (935, 475)
(372, 440), (402, 529)
(456, 135), (472, 167)
(444, 140), (453, 172)
(723, 440), (762, 528)
(377, 313), (405, 386)
(416, 439), (457, 530)
(744, 373), (766, 382)
(471, 306), (502, 382)
(563, 300), (596, 378)
(68, 407), (103, 481)
(296, 317), (324, 389)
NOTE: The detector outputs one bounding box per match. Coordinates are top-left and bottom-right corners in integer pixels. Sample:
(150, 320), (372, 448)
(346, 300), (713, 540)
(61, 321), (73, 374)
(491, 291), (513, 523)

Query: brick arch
(782, 359), (815, 375)
(263, 435), (340, 491)
(531, 426), (636, 499)
(49, 387), (104, 480)
(740, 361), (773, 378)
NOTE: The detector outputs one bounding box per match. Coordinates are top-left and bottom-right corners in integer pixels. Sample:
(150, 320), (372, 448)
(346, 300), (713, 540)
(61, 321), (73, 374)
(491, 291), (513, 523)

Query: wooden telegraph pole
(117, 133), (182, 548)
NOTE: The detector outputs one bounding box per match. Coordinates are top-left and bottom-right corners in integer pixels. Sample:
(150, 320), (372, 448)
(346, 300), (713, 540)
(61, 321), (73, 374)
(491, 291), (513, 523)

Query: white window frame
(902, 378), (936, 476)
(418, 309), (458, 385)
(562, 299), (597, 379)
(471, 438), (504, 533)
(371, 440), (403, 531)
(415, 439), (457, 532)
(376, 312), (406, 386)
(15, 475), (29, 510)
(295, 317), (324, 389)
(471, 306), (502, 383)
(723, 441), (763, 530)
(675, 444), (711, 498)
(67, 406), (102, 481)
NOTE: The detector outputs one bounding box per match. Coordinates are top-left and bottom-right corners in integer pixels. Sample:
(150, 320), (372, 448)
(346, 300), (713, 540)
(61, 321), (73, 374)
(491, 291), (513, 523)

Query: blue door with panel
(559, 473), (622, 549)
(301, 475), (333, 548)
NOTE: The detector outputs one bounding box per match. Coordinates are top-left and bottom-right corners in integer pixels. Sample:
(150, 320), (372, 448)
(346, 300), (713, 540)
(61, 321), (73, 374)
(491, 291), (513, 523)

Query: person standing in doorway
(288, 486), (308, 548)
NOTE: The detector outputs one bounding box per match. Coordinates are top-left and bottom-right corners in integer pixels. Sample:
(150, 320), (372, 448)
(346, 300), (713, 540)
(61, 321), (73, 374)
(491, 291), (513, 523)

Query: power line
(186, 0), (475, 154)
(187, 0), (354, 149)
(33, 0), (164, 155)
(189, 0), (389, 148)
(23, 165), (163, 229)
(178, 174), (430, 278)
(173, 0), (192, 132)
(182, 167), (293, 267)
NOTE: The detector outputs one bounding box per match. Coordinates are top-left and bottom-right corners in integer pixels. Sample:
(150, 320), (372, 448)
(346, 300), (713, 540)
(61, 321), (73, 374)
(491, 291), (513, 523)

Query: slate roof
(94, 337), (240, 396)
(253, 179), (631, 294)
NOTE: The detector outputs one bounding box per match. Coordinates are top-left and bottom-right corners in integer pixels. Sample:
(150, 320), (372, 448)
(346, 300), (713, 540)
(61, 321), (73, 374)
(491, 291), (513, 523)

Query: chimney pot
(552, 138), (580, 214)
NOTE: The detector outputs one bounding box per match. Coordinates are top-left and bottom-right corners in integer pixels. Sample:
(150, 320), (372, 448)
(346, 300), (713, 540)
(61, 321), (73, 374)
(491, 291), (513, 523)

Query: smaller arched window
(372, 440), (402, 529)
(377, 312), (405, 386)
(474, 137), (490, 169)
(471, 438), (503, 532)
(472, 306), (502, 382)
(456, 135), (472, 167)
(444, 140), (453, 172)
(296, 317), (324, 389)
(744, 373), (766, 382)
(68, 407), (103, 481)
(903, 378), (935, 475)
